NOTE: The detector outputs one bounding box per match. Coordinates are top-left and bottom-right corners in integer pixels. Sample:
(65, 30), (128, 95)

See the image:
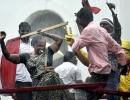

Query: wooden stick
(21, 22), (68, 38)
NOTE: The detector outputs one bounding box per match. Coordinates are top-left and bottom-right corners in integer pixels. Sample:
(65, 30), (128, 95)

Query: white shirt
(55, 62), (82, 93)
(16, 41), (34, 82)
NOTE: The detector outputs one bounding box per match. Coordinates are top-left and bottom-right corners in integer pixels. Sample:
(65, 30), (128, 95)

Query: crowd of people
(0, 1), (130, 100)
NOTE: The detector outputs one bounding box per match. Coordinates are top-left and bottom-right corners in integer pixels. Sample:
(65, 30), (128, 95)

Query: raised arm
(39, 32), (63, 53)
(107, 2), (121, 44)
(0, 31), (20, 64)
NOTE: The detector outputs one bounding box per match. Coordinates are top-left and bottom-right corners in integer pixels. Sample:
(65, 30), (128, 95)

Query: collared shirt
(72, 21), (126, 74)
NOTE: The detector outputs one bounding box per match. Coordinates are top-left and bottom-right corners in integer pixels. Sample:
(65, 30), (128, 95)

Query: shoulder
(82, 22), (99, 34)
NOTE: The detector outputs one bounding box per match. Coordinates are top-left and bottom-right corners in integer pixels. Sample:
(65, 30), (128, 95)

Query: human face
(19, 28), (30, 43)
(34, 39), (46, 55)
(19, 27), (30, 35)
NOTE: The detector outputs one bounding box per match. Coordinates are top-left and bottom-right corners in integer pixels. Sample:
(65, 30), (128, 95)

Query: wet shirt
(72, 22), (126, 74)
(19, 47), (54, 78)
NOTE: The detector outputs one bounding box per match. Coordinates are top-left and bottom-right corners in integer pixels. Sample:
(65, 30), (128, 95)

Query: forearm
(112, 13), (121, 44)
(113, 14), (121, 30)
(1, 40), (20, 64)
(1, 40), (10, 59)
(108, 3), (121, 33)
(74, 49), (89, 66)
(40, 32), (63, 52)
(111, 9), (121, 33)
(47, 32), (62, 44)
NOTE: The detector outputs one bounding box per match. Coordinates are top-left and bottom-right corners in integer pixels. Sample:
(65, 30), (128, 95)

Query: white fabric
(55, 62), (82, 93)
(16, 41), (34, 82)
(53, 51), (64, 67)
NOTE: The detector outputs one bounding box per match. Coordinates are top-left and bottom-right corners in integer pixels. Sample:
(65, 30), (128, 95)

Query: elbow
(4, 53), (10, 60)
(57, 38), (63, 46)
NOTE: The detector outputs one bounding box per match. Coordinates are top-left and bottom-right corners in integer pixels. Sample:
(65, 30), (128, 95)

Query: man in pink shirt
(72, 7), (126, 100)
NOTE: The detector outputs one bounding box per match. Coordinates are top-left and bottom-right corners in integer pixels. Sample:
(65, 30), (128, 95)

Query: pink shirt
(72, 22), (126, 74)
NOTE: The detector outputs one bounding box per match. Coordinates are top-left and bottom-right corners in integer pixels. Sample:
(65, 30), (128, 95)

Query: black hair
(31, 34), (46, 47)
(19, 22), (31, 34)
(76, 7), (93, 27)
(64, 51), (75, 62)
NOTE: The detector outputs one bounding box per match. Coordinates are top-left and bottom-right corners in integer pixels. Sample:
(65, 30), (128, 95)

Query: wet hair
(19, 22), (31, 34)
(31, 34), (46, 47)
(76, 7), (93, 27)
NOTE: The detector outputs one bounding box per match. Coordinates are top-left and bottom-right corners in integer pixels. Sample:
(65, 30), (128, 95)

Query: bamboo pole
(21, 22), (68, 38)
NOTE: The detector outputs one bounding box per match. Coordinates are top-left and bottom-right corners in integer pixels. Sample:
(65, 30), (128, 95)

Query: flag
(0, 37), (20, 89)
(82, 0), (101, 14)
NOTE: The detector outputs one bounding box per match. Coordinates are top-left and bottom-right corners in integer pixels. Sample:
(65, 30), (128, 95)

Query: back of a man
(55, 62), (81, 85)
(55, 51), (87, 100)
(72, 7), (126, 100)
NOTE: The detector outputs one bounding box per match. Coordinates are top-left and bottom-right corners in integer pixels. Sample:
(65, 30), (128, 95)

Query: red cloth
(0, 37), (20, 89)
(90, 7), (101, 14)
(82, 0), (101, 14)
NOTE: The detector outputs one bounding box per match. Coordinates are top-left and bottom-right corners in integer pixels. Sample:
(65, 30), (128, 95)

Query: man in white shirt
(0, 22), (33, 100)
(55, 51), (87, 100)
(15, 22), (34, 100)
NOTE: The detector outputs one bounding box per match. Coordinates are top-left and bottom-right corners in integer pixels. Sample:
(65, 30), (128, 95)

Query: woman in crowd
(0, 31), (72, 100)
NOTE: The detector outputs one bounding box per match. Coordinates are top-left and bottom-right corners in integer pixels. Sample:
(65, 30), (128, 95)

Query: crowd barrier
(0, 82), (130, 97)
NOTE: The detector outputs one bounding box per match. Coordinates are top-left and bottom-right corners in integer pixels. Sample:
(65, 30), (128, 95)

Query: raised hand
(37, 29), (47, 37)
(0, 31), (6, 42)
(106, 2), (115, 10)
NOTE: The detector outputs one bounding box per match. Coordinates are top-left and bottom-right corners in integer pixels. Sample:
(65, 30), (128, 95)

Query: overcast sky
(0, 0), (129, 99)
(0, 0), (129, 40)
(0, 0), (117, 39)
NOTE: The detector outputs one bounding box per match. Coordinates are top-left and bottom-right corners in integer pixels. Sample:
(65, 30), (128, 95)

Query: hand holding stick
(106, 2), (115, 10)
(21, 22), (68, 38)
